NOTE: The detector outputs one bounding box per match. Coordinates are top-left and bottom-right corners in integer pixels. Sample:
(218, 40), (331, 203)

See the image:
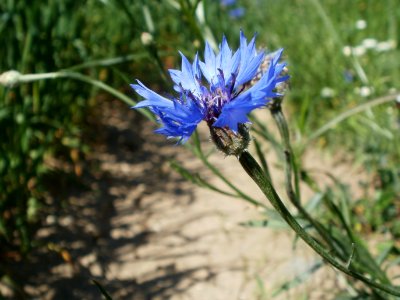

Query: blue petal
(168, 52), (201, 96)
(201, 36), (241, 89)
(217, 36), (231, 74)
(219, 36), (241, 84)
(244, 49), (288, 106)
(169, 69), (183, 93)
(235, 51), (264, 87)
(229, 7), (245, 18)
(213, 100), (253, 132)
(235, 32), (265, 88)
(213, 112), (249, 132)
(131, 78), (205, 142)
(220, 0), (236, 6)
(192, 53), (201, 79)
(250, 48), (287, 101)
(213, 48), (289, 131)
(200, 41), (217, 84)
(131, 81), (174, 109)
(153, 99), (205, 142)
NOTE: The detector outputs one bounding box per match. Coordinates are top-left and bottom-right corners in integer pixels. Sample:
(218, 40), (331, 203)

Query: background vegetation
(1, 0), (399, 298)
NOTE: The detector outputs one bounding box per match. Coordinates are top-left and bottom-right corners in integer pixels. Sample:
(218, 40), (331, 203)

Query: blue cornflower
(220, 0), (245, 19)
(131, 31), (288, 145)
(229, 7), (245, 18)
(220, 0), (236, 6)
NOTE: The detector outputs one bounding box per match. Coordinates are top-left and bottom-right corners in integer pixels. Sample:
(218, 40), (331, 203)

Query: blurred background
(1, 0), (399, 299)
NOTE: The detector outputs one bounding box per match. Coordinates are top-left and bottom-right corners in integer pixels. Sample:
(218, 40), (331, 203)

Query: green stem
(114, 0), (169, 83)
(270, 106), (344, 252)
(250, 114), (283, 153)
(271, 106), (391, 285)
(258, 106), (340, 256)
(253, 138), (272, 183)
(14, 70), (155, 121)
(191, 131), (265, 208)
(270, 106), (300, 203)
(238, 151), (400, 297)
(178, 0), (205, 45)
(319, 173), (391, 283)
(64, 53), (151, 71)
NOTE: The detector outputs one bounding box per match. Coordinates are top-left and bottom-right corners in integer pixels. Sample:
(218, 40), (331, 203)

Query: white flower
(320, 87), (335, 98)
(140, 32), (154, 46)
(355, 19), (367, 30)
(375, 40), (397, 52)
(0, 70), (21, 87)
(356, 86), (373, 97)
(362, 38), (378, 49)
(342, 46), (352, 57)
(352, 45), (366, 56)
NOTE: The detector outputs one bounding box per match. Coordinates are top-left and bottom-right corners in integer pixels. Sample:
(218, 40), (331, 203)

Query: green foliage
(243, 0), (400, 231)
(0, 0), (229, 261)
(0, 0), (152, 257)
(2, 0), (83, 255)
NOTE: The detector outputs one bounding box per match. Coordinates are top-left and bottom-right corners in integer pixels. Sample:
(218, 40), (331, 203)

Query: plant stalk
(238, 151), (400, 297)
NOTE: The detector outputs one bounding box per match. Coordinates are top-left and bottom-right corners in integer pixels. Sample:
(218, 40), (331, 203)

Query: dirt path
(3, 100), (362, 299)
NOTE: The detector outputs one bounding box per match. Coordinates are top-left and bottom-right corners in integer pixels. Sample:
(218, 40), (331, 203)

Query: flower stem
(270, 105), (342, 252)
(238, 151), (400, 297)
(270, 105), (300, 204)
(270, 105), (391, 285)
(8, 70), (155, 121)
(191, 131), (265, 208)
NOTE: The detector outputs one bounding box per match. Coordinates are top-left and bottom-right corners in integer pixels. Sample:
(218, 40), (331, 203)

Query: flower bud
(209, 124), (250, 156)
(140, 32), (154, 46)
(0, 70), (21, 88)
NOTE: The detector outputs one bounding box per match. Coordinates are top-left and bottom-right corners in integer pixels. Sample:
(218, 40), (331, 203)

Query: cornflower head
(228, 7), (245, 18)
(220, 0), (237, 6)
(132, 31), (289, 155)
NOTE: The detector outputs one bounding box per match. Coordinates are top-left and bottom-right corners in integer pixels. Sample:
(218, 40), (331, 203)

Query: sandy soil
(2, 100), (372, 300)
